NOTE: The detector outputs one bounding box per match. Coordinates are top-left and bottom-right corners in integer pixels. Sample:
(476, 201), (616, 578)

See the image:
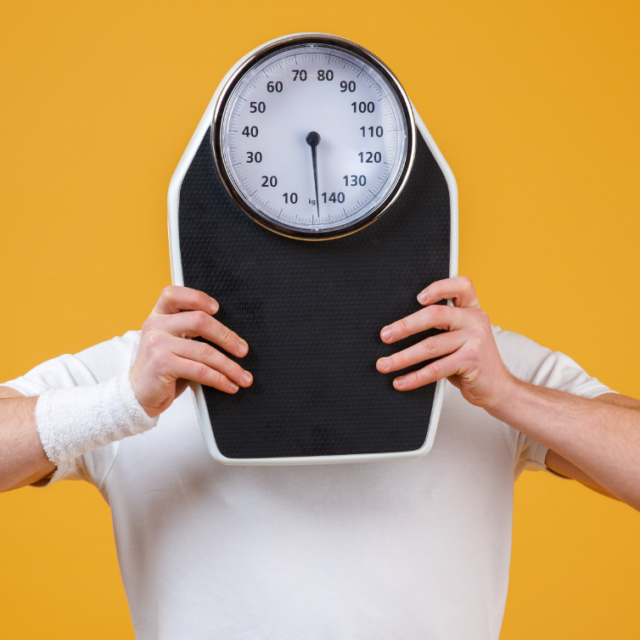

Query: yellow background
(1, 0), (639, 637)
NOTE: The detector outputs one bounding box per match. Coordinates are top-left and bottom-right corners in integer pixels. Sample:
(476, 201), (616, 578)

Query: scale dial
(212, 34), (415, 240)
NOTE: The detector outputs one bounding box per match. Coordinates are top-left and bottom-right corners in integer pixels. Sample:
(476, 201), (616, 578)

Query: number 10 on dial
(212, 34), (415, 240)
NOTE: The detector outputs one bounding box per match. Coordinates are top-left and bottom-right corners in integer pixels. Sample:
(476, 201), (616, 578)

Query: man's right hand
(130, 286), (253, 418)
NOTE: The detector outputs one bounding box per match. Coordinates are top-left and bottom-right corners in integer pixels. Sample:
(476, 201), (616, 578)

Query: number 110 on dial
(214, 36), (414, 240)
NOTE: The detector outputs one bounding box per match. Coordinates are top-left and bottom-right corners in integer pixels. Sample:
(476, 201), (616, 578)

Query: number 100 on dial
(212, 35), (415, 240)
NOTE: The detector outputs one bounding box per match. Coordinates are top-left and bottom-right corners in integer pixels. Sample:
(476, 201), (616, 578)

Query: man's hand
(375, 276), (640, 510)
(130, 286), (253, 417)
(375, 276), (514, 409)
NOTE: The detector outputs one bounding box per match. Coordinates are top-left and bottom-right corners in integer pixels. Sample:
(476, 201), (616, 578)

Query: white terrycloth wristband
(35, 371), (159, 465)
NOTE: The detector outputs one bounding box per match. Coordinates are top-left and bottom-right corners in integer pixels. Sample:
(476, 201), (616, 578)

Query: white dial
(213, 36), (415, 239)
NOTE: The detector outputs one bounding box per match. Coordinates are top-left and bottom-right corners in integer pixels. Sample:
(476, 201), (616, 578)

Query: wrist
(128, 368), (161, 418)
(483, 373), (527, 421)
(35, 371), (159, 465)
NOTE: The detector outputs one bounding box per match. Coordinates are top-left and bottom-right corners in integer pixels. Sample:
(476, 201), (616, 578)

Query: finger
(417, 276), (479, 308)
(154, 285), (219, 316)
(151, 311), (249, 357)
(168, 335), (252, 388)
(393, 351), (464, 391)
(170, 353), (241, 394)
(381, 304), (473, 344)
(377, 329), (467, 374)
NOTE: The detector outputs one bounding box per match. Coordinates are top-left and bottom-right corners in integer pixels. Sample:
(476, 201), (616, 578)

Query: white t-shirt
(3, 327), (612, 640)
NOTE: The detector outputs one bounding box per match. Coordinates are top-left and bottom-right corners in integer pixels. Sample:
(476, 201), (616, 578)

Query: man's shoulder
(492, 326), (553, 384)
(73, 330), (141, 382)
(76, 330), (141, 363)
(492, 326), (611, 398)
(2, 331), (142, 396)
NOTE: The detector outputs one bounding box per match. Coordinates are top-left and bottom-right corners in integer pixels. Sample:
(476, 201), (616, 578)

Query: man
(1, 276), (639, 639)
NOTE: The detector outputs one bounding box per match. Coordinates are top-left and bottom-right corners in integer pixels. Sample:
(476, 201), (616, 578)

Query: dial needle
(306, 131), (321, 218)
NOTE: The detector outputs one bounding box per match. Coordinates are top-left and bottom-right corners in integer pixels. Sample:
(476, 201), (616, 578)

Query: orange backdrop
(1, 0), (639, 637)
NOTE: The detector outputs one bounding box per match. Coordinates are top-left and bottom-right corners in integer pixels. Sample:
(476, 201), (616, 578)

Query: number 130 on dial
(213, 34), (415, 240)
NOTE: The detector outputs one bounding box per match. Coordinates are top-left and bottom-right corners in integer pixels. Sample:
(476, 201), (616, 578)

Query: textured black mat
(179, 129), (451, 458)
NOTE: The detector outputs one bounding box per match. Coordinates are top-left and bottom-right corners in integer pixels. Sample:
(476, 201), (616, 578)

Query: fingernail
(210, 301), (219, 314)
(237, 340), (248, 356)
(381, 327), (393, 341)
(394, 376), (406, 389)
(418, 291), (429, 304)
(377, 357), (390, 371)
(229, 382), (239, 393)
(242, 372), (253, 386)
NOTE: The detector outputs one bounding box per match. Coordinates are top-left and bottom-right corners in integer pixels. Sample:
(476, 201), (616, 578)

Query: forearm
(488, 378), (640, 510)
(0, 396), (54, 492)
(0, 371), (161, 493)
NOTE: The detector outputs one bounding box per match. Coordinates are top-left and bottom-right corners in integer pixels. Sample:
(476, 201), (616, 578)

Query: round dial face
(213, 37), (415, 240)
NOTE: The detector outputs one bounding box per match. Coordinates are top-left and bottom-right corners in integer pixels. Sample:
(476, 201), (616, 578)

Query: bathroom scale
(168, 33), (458, 464)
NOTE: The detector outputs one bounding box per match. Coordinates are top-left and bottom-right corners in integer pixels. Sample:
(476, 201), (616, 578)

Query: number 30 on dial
(212, 33), (416, 240)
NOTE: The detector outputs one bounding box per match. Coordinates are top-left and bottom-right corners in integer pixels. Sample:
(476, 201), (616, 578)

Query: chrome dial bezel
(211, 33), (416, 241)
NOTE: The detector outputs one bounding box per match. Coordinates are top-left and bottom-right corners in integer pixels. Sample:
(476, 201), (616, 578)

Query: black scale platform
(179, 128), (451, 459)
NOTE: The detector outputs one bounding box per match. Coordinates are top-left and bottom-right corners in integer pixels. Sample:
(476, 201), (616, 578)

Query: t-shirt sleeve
(492, 327), (616, 479)
(1, 331), (140, 489)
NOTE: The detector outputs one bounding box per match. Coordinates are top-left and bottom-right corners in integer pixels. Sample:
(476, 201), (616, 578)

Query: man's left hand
(376, 276), (514, 410)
